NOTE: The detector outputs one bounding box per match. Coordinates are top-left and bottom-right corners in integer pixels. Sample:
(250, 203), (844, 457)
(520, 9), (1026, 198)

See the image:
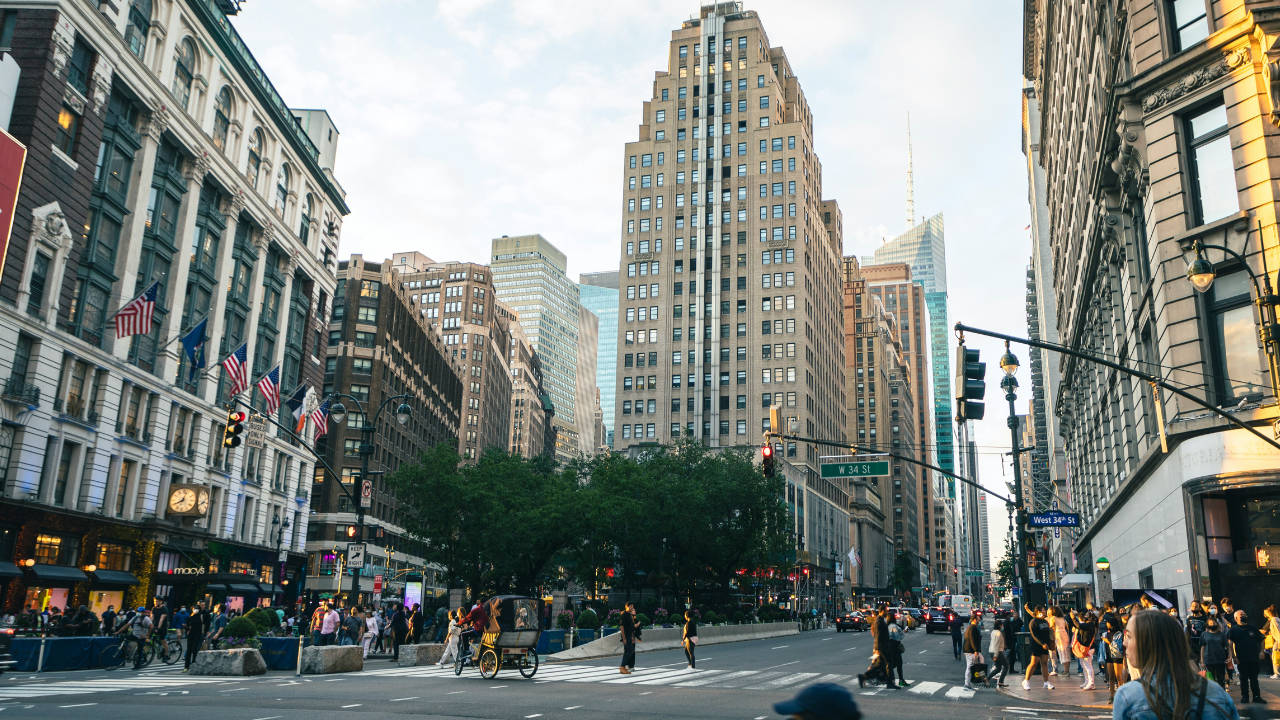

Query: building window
(247, 129), (264, 190)
(1207, 270), (1265, 402)
(33, 533), (78, 566)
(55, 105), (79, 156)
(1186, 104), (1237, 226)
(67, 38), (95, 96)
(275, 163), (291, 218)
(172, 38), (196, 111)
(125, 0), (151, 59)
(213, 87), (232, 153)
(26, 252), (49, 317)
(95, 541), (132, 571)
(1168, 0), (1208, 52)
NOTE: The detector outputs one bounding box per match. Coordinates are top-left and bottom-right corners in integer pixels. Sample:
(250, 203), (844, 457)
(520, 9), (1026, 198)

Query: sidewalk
(996, 672), (1280, 709)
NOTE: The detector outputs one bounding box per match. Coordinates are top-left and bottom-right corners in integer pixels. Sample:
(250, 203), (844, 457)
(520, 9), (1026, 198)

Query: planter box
(397, 643), (445, 666)
(301, 644), (363, 674)
(190, 648), (267, 676)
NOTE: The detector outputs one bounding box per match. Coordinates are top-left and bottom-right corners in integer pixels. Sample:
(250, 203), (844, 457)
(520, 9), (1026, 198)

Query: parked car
(835, 611), (868, 632)
(923, 606), (956, 634)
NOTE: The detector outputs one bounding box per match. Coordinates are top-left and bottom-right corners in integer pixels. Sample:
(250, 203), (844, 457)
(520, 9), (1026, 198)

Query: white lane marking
(564, 707), (582, 711)
(771, 645), (789, 649)
(860, 688), (882, 695)
(908, 681), (947, 695)
(525, 715), (543, 718)
(489, 685), (507, 689)
(1004, 711), (1040, 715)
(638, 691), (652, 695)
(59, 704), (97, 708)
(1006, 710), (1079, 714)
(342, 704), (362, 708)
(220, 688), (247, 692)
(945, 686), (975, 699)
(635, 670), (724, 686)
(446, 691), (465, 694)
(324, 678), (343, 682)
(919, 650), (928, 654)
(252, 717), (281, 720)
(759, 660), (802, 671)
(389, 697), (418, 702)
(822, 638), (832, 641)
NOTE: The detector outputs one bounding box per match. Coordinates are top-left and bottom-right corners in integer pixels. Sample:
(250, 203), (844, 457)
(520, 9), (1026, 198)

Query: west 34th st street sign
(820, 461), (889, 479)
(1027, 510), (1081, 527)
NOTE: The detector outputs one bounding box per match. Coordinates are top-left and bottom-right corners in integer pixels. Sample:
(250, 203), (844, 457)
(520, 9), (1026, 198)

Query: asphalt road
(0, 624), (1117, 720)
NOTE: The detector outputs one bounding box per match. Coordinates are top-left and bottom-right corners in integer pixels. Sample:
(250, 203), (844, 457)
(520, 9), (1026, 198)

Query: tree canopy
(386, 441), (791, 605)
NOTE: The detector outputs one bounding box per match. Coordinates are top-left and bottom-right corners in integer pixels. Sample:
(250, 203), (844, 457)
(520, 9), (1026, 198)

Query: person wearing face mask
(1186, 601), (1207, 668)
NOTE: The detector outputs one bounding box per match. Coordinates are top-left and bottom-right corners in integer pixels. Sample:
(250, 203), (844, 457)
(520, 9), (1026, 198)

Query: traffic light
(223, 410), (246, 448)
(761, 443), (775, 477)
(345, 525), (357, 539)
(954, 345), (986, 421)
(769, 405), (782, 435)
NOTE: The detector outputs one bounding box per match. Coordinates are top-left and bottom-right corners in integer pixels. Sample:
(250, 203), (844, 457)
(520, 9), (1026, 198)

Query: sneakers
(1253, 698), (1267, 704)
(1022, 680), (1031, 690)
(899, 680), (910, 687)
(1082, 684), (1096, 691)
(1044, 682), (1055, 690)
(963, 685), (974, 691)
(1049, 670), (1058, 676)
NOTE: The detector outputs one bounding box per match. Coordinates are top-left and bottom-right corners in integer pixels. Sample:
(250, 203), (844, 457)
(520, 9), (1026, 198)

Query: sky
(231, 0), (1031, 571)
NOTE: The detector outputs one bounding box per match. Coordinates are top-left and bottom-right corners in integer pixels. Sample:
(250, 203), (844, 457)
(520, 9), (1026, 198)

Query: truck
(938, 594), (973, 620)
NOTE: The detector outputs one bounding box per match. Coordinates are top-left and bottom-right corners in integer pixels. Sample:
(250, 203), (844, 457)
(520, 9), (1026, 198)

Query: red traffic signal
(223, 410), (246, 448)
(761, 443), (775, 477)
(345, 525), (357, 538)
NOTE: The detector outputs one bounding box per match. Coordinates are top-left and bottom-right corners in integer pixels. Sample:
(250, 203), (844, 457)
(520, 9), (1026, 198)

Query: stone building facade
(1024, 0), (1280, 614)
(0, 0), (346, 613)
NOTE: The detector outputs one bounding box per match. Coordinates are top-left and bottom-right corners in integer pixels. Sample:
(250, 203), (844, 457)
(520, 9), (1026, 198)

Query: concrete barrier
(300, 644), (364, 674)
(548, 622), (800, 662)
(397, 643), (445, 666)
(190, 648), (267, 676)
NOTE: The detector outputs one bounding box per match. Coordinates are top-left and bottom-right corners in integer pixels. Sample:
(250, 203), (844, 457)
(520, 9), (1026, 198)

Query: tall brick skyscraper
(612, 3), (847, 482)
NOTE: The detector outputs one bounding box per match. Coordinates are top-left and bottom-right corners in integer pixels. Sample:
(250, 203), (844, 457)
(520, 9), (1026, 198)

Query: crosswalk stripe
(908, 681), (947, 695)
(812, 674), (851, 685)
(673, 670), (758, 687)
(945, 686), (975, 699)
(602, 668), (695, 684)
(708, 671), (779, 688)
(742, 672), (820, 690)
(635, 670), (723, 686)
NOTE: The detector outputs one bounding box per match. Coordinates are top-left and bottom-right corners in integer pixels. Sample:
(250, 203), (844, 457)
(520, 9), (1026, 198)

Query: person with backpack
(1114, 610), (1238, 720)
(949, 612), (964, 660)
(1099, 601), (1127, 703)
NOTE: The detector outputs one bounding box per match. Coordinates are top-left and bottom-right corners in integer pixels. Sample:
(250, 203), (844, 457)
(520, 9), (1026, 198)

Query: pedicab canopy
(483, 595), (543, 633)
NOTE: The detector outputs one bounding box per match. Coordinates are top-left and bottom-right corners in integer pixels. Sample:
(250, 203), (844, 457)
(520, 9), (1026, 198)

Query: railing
(66, 397), (84, 417)
(1, 378), (40, 405)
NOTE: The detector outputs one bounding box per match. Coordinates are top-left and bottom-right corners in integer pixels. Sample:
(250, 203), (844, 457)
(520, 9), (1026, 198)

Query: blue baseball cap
(772, 683), (861, 719)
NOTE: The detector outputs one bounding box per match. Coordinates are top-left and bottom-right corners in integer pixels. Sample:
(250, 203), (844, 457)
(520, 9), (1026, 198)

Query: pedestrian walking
(1100, 601), (1127, 703)
(433, 604), (449, 643)
(1186, 601), (1208, 668)
(362, 606), (379, 659)
(436, 609), (462, 666)
(407, 603), (422, 645)
(1073, 609), (1097, 690)
(1226, 610), (1264, 704)
(988, 619), (1009, 688)
(1003, 610), (1022, 675)
(772, 683), (861, 720)
(1049, 607), (1070, 678)
(682, 609), (698, 670)
(1201, 618), (1230, 690)
(949, 612), (964, 660)
(962, 614), (983, 691)
(887, 619), (907, 686)
(390, 602), (409, 662)
(1264, 605), (1280, 679)
(857, 607), (897, 689)
(182, 601), (210, 673)
(618, 601), (641, 674)
(1022, 605), (1054, 690)
(1113, 610), (1239, 720)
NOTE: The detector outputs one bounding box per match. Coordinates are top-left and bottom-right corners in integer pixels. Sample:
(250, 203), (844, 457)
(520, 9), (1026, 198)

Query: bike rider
(116, 606), (153, 669)
(457, 597), (489, 663)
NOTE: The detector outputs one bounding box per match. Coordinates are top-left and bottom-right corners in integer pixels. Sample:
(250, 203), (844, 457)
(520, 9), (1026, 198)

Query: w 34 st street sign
(1027, 510), (1080, 527)
(820, 461), (889, 479)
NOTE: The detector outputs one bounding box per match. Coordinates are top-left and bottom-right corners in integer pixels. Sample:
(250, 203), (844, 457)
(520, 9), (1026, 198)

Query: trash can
(1017, 631), (1032, 670)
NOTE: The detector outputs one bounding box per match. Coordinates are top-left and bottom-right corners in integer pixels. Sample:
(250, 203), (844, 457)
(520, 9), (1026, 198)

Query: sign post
(346, 543), (366, 569)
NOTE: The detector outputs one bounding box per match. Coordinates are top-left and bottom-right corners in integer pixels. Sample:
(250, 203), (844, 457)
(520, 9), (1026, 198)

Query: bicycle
(155, 629), (182, 665)
(100, 634), (154, 670)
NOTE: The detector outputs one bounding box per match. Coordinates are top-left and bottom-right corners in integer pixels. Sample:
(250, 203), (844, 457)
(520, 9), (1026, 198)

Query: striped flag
(310, 398), (330, 439)
(220, 342), (250, 397)
(285, 384), (310, 433)
(114, 281), (159, 339)
(256, 365), (281, 415)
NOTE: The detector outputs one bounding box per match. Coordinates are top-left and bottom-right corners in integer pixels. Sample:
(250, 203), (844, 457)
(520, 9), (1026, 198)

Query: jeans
(1005, 647), (1018, 675)
(952, 634), (963, 658)
(621, 642), (636, 669)
(989, 652), (1009, 686)
(319, 632), (335, 647)
(340, 635), (354, 646)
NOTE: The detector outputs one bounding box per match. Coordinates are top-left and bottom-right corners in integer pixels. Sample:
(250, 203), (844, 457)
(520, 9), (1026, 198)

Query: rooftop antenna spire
(906, 112), (915, 232)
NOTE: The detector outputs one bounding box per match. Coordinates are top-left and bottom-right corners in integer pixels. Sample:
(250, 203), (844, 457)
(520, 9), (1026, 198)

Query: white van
(940, 594), (973, 619)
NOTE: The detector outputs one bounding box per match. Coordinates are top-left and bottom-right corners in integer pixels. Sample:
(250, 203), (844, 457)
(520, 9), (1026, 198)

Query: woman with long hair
(1113, 610), (1240, 720)
(435, 609), (463, 667)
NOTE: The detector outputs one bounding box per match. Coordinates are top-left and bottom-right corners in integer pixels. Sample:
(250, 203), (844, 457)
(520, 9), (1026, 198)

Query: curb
(995, 684), (1113, 709)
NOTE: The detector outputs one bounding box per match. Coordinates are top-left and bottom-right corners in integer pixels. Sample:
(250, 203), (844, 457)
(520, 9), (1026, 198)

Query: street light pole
(999, 341), (1031, 615)
(272, 514), (290, 606)
(327, 393), (412, 606)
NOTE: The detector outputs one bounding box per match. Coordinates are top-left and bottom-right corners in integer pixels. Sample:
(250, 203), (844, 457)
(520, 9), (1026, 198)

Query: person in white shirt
(987, 619), (1009, 688)
(436, 609), (461, 666)
(362, 608), (380, 658)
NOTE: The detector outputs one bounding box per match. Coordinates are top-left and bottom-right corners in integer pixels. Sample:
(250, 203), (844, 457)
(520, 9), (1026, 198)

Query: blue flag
(180, 318), (208, 382)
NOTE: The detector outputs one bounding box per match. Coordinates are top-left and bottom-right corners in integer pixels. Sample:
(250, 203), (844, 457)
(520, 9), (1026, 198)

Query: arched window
(300, 193), (314, 243)
(171, 38), (196, 111)
(246, 129), (263, 189)
(212, 87), (231, 153)
(275, 163), (290, 217)
(125, 0), (151, 60)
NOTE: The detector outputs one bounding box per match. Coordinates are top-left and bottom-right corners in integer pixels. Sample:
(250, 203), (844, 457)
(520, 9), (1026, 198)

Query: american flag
(114, 281), (160, 339)
(221, 342), (250, 397)
(256, 365), (281, 415)
(311, 399), (330, 439)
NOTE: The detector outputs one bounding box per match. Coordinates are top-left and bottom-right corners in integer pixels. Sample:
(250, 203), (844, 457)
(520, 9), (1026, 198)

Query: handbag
(969, 662), (988, 684)
(690, 636), (698, 644)
(1072, 639), (1090, 659)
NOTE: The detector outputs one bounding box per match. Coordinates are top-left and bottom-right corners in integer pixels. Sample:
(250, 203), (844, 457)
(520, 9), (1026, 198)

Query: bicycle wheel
(453, 651), (465, 676)
(138, 642), (155, 668)
(99, 643), (125, 671)
(162, 639), (182, 665)
(519, 650), (539, 678)
(478, 648), (499, 679)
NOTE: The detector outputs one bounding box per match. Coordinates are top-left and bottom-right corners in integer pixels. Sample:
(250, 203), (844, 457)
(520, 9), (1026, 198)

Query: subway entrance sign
(820, 461), (889, 479)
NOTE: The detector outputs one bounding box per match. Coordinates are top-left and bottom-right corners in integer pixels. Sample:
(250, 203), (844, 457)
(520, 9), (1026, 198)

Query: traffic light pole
(1002, 365), (1031, 616)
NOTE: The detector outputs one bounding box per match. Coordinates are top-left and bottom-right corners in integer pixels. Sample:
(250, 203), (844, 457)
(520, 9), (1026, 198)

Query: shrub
(653, 608), (669, 624)
(635, 613), (650, 627)
(733, 610), (745, 624)
(604, 609), (622, 627)
(577, 608), (599, 630)
(703, 611), (718, 624)
(556, 610), (575, 629)
(219, 616), (262, 648)
(245, 608), (275, 635)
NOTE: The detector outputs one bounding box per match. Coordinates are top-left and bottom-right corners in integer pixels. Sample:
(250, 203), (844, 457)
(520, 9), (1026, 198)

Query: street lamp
(323, 391), (413, 605)
(1184, 232), (1280, 411)
(272, 514), (290, 606)
(1000, 340), (1032, 615)
(1095, 557), (1110, 571)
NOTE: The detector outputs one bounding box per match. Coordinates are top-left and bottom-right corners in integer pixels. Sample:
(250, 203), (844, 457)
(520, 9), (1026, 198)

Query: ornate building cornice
(1141, 47), (1250, 114)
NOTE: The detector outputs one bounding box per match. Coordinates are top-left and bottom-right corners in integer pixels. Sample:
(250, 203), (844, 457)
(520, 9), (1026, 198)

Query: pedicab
(454, 595), (543, 679)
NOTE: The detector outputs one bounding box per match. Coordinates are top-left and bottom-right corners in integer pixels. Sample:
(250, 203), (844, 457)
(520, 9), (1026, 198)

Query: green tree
(888, 550), (916, 593)
(995, 541), (1016, 587)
